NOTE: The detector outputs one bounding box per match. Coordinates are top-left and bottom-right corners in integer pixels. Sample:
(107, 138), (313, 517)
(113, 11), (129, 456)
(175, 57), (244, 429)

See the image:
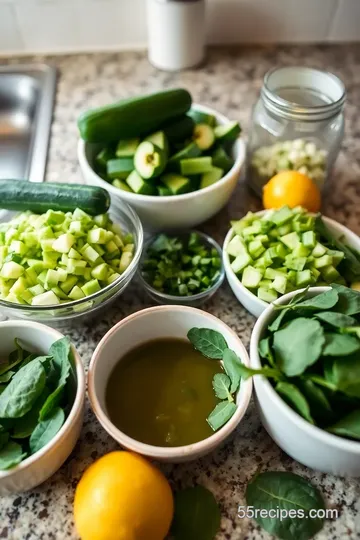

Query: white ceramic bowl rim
(0, 320), (86, 478)
(250, 286), (360, 453)
(223, 211), (360, 312)
(78, 103), (246, 203)
(88, 305), (253, 459)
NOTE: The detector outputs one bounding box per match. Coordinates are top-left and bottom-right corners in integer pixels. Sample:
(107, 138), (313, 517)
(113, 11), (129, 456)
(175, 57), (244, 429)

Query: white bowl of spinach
(248, 284), (360, 477)
(0, 321), (85, 494)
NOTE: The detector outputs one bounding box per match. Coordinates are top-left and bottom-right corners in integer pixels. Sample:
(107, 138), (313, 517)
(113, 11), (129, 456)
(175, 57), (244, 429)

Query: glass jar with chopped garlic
(247, 67), (346, 196)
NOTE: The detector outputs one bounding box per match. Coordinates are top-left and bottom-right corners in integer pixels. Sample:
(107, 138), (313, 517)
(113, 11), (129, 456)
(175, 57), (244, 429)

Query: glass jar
(247, 66), (346, 196)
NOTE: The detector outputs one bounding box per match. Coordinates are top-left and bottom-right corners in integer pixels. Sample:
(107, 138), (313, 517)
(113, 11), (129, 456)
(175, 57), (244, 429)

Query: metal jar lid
(261, 66), (346, 122)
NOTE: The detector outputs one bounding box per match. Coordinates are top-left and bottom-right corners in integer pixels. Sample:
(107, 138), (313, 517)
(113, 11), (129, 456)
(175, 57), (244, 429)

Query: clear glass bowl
(0, 203), (143, 326)
(137, 230), (225, 307)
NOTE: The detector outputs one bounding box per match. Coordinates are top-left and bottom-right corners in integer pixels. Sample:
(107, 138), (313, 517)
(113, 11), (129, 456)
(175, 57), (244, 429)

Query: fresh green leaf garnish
(29, 406), (65, 454)
(332, 283), (360, 315)
(275, 382), (314, 424)
(0, 441), (27, 470)
(232, 364), (282, 381)
(322, 332), (360, 356)
(246, 471), (325, 540)
(187, 328), (228, 359)
(258, 337), (276, 367)
(327, 409), (360, 440)
(222, 348), (242, 393)
(274, 288), (338, 312)
(49, 337), (71, 372)
(207, 401), (237, 431)
(171, 485), (221, 540)
(212, 373), (233, 401)
(314, 310), (357, 328)
(297, 379), (332, 423)
(0, 359), (46, 418)
(273, 318), (325, 377)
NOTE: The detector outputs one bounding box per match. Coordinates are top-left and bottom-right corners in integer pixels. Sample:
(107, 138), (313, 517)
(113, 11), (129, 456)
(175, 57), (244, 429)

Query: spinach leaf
(12, 387), (50, 439)
(293, 288), (339, 311)
(276, 382), (314, 424)
(0, 360), (46, 418)
(246, 471), (325, 540)
(0, 441), (26, 470)
(0, 351), (24, 376)
(207, 401), (237, 431)
(322, 333), (360, 356)
(258, 337), (276, 367)
(39, 384), (65, 421)
(49, 337), (71, 372)
(171, 486), (221, 540)
(324, 355), (360, 398)
(222, 348), (242, 393)
(212, 374), (233, 402)
(235, 364), (282, 381)
(327, 409), (360, 440)
(0, 432), (9, 450)
(298, 379), (332, 423)
(316, 215), (360, 279)
(29, 406), (65, 454)
(273, 318), (325, 377)
(0, 371), (14, 383)
(314, 311), (357, 328)
(187, 328), (228, 359)
(308, 375), (337, 392)
(332, 283), (360, 315)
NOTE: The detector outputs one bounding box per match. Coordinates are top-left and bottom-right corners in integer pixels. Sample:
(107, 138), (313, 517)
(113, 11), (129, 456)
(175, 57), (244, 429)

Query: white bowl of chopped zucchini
(78, 104), (245, 230)
(223, 206), (360, 318)
(0, 203), (143, 324)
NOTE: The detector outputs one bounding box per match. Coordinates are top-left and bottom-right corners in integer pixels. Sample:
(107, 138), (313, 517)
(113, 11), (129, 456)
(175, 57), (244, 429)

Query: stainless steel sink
(0, 64), (56, 183)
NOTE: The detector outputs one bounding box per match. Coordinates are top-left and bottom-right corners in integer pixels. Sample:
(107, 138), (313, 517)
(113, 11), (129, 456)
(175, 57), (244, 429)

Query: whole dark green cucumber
(78, 89), (192, 144)
(0, 181), (110, 216)
(161, 115), (195, 143)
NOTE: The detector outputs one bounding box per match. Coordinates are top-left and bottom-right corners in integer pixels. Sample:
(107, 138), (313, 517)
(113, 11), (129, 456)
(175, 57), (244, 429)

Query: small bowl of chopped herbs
(0, 320), (85, 494)
(138, 231), (225, 307)
(249, 285), (360, 476)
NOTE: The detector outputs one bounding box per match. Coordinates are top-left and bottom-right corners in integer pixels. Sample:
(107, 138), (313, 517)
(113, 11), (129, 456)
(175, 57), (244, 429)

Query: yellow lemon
(263, 170), (321, 212)
(74, 451), (174, 540)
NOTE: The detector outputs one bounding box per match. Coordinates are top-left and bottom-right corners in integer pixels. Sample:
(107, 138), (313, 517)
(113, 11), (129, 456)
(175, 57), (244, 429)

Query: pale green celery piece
(226, 235), (247, 258)
(258, 287), (278, 302)
(296, 269), (312, 286)
(272, 275), (287, 294)
(119, 252), (133, 273)
(320, 265), (340, 283)
(312, 242), (327, 258)
(280, 231), (300, 250)
(231, 252), (252, 274)
(313, 255), (333, 269)
(242, 266), (263, 288)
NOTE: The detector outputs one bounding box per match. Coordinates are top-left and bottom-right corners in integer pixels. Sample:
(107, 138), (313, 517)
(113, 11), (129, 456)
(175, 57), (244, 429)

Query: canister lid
(261, 66), (346, 121)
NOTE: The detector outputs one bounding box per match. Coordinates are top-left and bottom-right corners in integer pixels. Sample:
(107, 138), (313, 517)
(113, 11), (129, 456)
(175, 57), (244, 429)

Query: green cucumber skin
(161, 115), (195, 143)
(0, 181), (110, 216)
(78, 89), (192, 144)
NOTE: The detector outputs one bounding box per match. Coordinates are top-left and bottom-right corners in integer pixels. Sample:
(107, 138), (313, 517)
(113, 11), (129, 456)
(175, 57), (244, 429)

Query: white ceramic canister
(146, 0), (206, 71)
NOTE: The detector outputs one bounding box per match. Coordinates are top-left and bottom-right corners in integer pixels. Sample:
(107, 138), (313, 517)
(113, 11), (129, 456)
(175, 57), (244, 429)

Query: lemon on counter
(73, 451), (174, 540)
(263, 170), (321, 212)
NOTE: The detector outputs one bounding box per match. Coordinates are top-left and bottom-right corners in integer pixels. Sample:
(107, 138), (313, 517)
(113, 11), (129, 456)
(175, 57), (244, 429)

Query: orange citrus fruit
(263, 170), (321, 212)
(74, 451), (174, 540)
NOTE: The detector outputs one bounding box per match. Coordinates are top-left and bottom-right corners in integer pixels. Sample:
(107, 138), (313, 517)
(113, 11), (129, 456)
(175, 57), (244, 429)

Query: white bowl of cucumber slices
(78, 104), (246, 230)
(223, 207), (360, 318)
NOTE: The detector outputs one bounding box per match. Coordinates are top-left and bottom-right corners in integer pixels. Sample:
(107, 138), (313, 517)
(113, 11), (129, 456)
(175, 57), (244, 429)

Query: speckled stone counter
(2, 45), (360, 540)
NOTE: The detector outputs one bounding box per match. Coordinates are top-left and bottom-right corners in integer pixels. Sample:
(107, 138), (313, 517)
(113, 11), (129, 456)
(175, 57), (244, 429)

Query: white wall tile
(207, 0), (338, 44)
(76, 0), (147, 50)
(14, 0), (81, 53)
(328, 0), (360, 41)
(0, 3), (23, 52)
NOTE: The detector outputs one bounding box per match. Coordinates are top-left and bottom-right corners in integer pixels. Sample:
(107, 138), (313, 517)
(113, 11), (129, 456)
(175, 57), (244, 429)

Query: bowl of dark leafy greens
(0, 320), (85, 494)
(248, 284), (360, 477)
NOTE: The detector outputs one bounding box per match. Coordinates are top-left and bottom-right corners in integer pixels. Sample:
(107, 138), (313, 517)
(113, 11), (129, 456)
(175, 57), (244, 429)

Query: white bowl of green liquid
(88, 305), (252, 462)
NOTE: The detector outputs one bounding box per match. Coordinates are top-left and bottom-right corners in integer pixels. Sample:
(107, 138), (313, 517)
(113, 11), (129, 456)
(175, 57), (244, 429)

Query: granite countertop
(2, 45), (360, 539)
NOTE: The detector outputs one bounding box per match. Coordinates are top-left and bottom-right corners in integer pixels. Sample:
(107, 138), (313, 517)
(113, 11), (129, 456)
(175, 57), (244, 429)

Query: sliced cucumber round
(134, 141), (166, 180)
(193, 123), (215, 150)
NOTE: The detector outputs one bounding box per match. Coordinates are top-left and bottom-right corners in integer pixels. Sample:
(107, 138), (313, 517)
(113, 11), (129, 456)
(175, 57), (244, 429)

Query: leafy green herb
(327, 410), (360, 440)
(322, 333), (360, 356)
(332, 283), (360, 315)
(12, 388), (50, 439)
(232, 364), (282, 381)
(39, 384), (65, 421)
(187, 328), (228, 359)
(207, 401), (237, 431)
(275, 382), (314, 424)
(298, 379), (332, 423)
(222, 348), (242, 393)
(291, 288), (339, 311)
(0, 441), (26, 470)
(246, 471), (325, 540)
(324, 355), (360, 398)
(0, 432), (9, 450)
(0, 371), (14, 383)
(314, 311), (357, 328)
(273, 318), (325, 376)
(258, 337), (275, 367)
(49, 337), (71, 372)
(212, 373), (233, 402)
(29, 406), (65, 454)
(0, 360), (46, 418)
(171, 485), (221, 540)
